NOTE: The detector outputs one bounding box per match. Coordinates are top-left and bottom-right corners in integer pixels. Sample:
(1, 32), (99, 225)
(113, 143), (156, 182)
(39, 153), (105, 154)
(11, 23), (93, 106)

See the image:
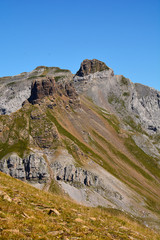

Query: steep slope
(0, 59), (160, 231)
(0, 171), (160, 239)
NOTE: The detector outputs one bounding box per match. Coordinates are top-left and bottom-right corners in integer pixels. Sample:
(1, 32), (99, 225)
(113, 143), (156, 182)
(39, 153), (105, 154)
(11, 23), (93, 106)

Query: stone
(75, 218), (84, 223)
(48, 208), (60, 216)
(89, 217), (96, 221)
(0, 190), (12, 202)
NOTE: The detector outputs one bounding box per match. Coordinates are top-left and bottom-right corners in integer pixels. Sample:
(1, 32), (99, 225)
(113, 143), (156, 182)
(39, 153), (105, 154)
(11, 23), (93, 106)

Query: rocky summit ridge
(0, 59), (160, 231)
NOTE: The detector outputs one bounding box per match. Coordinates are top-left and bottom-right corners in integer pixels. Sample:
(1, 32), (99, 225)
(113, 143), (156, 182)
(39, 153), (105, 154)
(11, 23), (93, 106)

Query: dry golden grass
(0, 171), (160, 240)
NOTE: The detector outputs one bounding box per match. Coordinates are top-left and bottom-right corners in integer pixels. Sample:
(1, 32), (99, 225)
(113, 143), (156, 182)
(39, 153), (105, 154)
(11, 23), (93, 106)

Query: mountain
(0, 59), (160, 233)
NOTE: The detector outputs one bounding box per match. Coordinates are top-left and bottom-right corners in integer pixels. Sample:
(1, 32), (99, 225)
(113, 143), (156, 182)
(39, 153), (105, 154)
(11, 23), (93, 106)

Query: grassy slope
(0, 171), (160, 240)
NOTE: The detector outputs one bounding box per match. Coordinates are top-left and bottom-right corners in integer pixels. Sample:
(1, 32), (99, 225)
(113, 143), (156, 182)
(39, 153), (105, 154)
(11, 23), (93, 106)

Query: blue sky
(0, 0), (160, 89)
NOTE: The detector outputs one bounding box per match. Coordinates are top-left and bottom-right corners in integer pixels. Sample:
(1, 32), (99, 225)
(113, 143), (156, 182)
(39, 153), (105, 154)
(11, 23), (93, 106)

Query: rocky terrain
(74, 60), (160, 136)
(0, 59), (160, 231)
(0, 66), (72, 115)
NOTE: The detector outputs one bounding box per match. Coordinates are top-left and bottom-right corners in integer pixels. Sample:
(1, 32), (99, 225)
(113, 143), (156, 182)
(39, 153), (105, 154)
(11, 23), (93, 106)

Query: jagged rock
(76, 59), (109, 77)
(28, 77), (56, 104)
(50, 161), (124, 201)
(48, 208), (60, 216)
(65, 82), (78, 98)
(0, 153), (49, 183)
(51, 161), (100, 187)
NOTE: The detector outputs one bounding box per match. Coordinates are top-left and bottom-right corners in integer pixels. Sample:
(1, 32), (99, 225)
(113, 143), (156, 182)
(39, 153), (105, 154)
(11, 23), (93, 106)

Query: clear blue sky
(0, 0), (160, 89)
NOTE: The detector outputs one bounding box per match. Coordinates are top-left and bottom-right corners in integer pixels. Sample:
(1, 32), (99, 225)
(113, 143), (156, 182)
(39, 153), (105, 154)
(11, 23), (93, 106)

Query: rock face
(0, 153), (49, 183)
(0, 66), (73, 115)
(27, 77), (80, 108)
(74, 68), (160, 135)
(28, 77), (56, 104)
(51, 161), (100, 187)
(64, 82), (81, 108)
(76, 59), (109, 77)
(51, 161), (123, 200)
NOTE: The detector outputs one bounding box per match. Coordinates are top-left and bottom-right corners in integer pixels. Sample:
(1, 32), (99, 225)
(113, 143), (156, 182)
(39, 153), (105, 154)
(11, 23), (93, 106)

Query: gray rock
(51, 161), (122, 200)
(0, 153), (49, 183)
(73, 70), (160, 135)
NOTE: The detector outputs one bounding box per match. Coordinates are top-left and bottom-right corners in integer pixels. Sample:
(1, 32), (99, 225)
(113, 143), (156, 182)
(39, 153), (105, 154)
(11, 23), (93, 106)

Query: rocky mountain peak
(75, 59), (109, 77)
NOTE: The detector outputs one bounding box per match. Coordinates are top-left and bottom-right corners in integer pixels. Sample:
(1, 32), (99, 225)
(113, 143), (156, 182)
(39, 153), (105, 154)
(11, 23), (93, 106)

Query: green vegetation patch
(92, 130), (154, 181)
(28, 75), (38, 80)
(7, 82), (17, 87)
(102, 114), (120, 133)
(124, 136), (160, 180)
(54, 75), (65, 82)
(39, 67), (49, 77)
(46, 110), (116, 173)
(46, 110), (101, 158)
(121, 76), (129, 86)
(108, 94), (125, 111)
(63, 139), (82, 167)
(48, 178), (64, 195)
(123, 92), (130, 97)
(123, 116), (145, 134)
(54, 67), (70, 73)
(0, 139), (29, 159)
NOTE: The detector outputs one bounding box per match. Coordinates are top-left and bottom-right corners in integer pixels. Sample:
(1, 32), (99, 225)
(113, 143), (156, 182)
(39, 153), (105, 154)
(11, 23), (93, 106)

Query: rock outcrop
(51, 161), (100, 187)
(0, 66), (73, 115)
(28, 77), (56, 104)
(64, 82), (81, 108)
(51, 161), (123, 201)
(76, 59), (109, 77)
(0, 153), (49, 183)
(26, 76), (80, 108)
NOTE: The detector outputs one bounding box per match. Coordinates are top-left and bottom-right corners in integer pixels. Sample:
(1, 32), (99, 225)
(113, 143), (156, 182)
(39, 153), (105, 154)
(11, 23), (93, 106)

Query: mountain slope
(0, 59), (160, 231)
(0, 171), (160, 239)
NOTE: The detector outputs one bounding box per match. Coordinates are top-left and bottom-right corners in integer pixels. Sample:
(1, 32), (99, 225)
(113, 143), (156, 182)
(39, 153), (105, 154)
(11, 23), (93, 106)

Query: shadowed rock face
(28, 77), (56, 104)
(76, 59), (109, 77)
(26, 76), (81, 108)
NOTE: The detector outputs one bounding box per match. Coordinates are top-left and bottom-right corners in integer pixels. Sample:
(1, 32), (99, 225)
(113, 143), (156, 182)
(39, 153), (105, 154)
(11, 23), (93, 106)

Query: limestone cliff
(0, 153), (49, 183)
